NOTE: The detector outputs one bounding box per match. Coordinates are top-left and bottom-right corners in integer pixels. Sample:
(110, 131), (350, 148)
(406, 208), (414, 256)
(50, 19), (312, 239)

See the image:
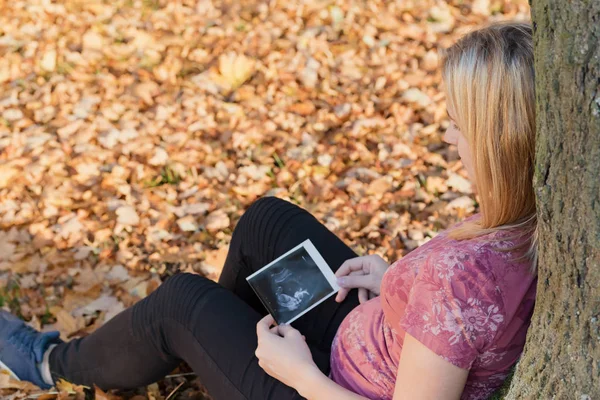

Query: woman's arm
(298, 333), (468, 400)
(392, 333), (469, 400)
(255, 316), (468, 399)
(294, 333), (468, 400)
(295, 365), (369, 400)
(255, 315), (369, 399)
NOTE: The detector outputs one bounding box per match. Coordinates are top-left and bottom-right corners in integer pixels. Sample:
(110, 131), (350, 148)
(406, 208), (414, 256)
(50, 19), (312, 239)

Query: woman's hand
(255, 314), (319, 389)
(335, 255), (390, 304)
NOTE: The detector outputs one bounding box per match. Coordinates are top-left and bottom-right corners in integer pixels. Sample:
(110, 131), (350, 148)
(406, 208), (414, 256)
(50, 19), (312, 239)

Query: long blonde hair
(442, 21), (538, 272)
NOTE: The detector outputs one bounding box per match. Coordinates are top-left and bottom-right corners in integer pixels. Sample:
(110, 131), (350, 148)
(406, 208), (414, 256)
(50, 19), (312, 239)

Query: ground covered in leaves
(0, 0), (529, 398)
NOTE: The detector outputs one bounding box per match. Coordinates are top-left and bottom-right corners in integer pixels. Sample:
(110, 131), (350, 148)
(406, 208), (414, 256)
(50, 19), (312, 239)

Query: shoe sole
(0, 358), (21, 381)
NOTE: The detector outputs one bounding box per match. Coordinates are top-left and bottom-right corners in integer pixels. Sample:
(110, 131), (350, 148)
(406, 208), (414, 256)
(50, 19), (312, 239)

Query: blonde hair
(442, 21), (538, 272)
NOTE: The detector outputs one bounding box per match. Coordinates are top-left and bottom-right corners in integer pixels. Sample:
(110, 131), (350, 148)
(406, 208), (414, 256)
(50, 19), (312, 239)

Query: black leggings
(49, 197), (361, 400)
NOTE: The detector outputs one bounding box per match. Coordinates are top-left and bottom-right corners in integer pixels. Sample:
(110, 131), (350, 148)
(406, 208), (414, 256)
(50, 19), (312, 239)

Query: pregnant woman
(0, 21), (537, 400)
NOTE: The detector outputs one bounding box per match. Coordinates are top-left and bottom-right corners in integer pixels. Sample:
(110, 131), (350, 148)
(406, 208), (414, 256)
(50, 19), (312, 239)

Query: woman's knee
(149, 273), (217, 325)
(233, 196), (300, 238)
(241, 196), (293, 223)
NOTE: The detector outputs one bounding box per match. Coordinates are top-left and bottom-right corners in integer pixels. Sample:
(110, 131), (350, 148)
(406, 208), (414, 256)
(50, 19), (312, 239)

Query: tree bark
(506, 0), (600, 398)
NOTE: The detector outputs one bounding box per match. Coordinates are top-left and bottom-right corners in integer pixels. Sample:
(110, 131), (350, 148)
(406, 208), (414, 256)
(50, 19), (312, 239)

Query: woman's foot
(0, 310), (62, 389)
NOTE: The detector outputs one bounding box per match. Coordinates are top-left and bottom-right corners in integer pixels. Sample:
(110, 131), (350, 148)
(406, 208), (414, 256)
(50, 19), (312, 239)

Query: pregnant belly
(329, 297), (398, 400)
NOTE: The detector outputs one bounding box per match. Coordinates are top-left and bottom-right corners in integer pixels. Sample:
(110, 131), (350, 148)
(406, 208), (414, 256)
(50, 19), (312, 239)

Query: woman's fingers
(335, 255), (388, 303)
(335, 287), (349, 302)
(277, 324), (302, 339)
(337, 273), (371, 290)
(335, 270), (366, 302)
(335, 258), (365, 277)
(358, 288), (368, 304)
(257, 314), (276, 337)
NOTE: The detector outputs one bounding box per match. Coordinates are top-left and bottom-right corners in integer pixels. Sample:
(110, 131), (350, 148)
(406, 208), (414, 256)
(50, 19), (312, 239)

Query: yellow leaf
(56, 378), (88, 399)
(147, 382), (164, 400)
(95, 384), (123, 400)
(56, 378), (77, 393)
(0, 166), (18, 189)
(40, 49), (57, 72)
(212, 52), (255, 92)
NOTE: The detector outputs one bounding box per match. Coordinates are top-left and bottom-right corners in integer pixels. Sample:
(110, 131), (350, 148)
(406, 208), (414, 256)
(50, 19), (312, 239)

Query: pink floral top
(329, 214), (537, 399)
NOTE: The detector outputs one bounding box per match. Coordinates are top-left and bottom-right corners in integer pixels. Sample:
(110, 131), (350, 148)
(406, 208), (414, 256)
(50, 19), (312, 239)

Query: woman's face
(442, 108), (477, 193)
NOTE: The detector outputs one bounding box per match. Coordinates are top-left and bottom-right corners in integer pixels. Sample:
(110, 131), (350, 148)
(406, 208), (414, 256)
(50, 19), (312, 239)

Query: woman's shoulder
(417, 235), (499, 291)
(385, 213), (535, 301)
(406, 218), (532, 293)
(398, 228), (515, 366)
(431, 214), (533, 267)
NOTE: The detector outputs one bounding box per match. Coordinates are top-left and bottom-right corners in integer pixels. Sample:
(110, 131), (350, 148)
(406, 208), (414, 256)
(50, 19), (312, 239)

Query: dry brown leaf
(116, 206), (140, 226)
(367, 177), (393, 196)
(48, 307), (86, 340)
(202, 247), (229, 279)
(287, 102), (316, 116)
(0, 166), (18, 189)
(204, 210), (230, 232)
(94, 385), (123, 400)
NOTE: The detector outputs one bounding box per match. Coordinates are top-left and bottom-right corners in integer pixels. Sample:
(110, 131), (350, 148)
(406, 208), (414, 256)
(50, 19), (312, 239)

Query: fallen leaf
(94, 384), (123, 400)
(367, 177), (393, 195)
(472, 0), (491, 16)
(212, 52), (255, 92)
(57, 215), (84, 241)
(82, 30), (104, 51)
(0, 241), (16, 262)
(446, 172), (473, 193)
(133, 81), (160, 106)
(2, 109), (23, 122)
(202, 246), (229, 278)
(48, 307), (86, 340)
(287, 102), (316, 116)
(56, 378), (87, 399)
(148, 148), (169, 166)
(177, 216), (198, 232)
(107, 265), (131, 282)
(421, 50), (439, 71)
(205, 210), (230, 232)
(402, 88), (432, 108)
(147, 382), (164, 400)
(301, 57), (320, 88)
(73, 294), (124, 322)
(447, 196), (476, 213)
(40, 49), (57, 72)
(116, 206), (140, 226)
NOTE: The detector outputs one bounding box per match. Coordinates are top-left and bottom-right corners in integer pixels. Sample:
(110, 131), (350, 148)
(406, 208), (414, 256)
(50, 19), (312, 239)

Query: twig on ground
(165, 372), (196, 379)
(165, 381), (185, 400)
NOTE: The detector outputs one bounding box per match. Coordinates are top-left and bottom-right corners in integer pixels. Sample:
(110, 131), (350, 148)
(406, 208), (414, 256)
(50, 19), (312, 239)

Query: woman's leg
(48, 197), (360, 397)
(49, 273), (304, 399)
(218, 196), (360, 360)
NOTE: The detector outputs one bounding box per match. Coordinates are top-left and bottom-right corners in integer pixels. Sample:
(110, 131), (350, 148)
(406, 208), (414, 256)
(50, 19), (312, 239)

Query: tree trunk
(506, 1), (600, 398)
